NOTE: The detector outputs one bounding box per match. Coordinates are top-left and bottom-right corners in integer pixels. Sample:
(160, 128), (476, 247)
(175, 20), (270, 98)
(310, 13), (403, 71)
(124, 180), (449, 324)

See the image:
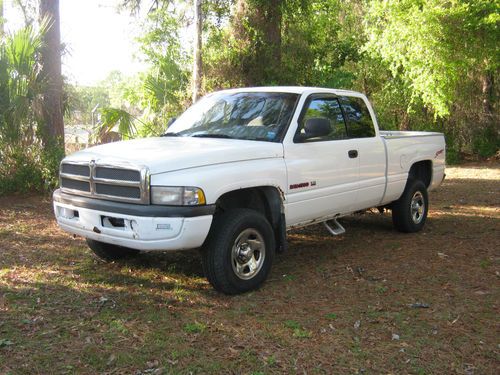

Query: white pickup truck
(53, 87), (445, 294)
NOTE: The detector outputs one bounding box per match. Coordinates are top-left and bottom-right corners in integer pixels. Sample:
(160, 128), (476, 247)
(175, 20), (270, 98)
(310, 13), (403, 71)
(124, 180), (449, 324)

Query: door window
(294, 97), (348, 142)
(339, 96), (376, 138)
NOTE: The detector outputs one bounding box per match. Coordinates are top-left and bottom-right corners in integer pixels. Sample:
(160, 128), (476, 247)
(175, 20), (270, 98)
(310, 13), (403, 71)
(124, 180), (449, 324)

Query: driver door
(284, 95), (359, 226)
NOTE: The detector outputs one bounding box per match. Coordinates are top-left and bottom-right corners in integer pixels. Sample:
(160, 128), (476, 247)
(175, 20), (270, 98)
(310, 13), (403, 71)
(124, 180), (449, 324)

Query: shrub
(0, 141), (63, 195)
(472, 126), (500, 159)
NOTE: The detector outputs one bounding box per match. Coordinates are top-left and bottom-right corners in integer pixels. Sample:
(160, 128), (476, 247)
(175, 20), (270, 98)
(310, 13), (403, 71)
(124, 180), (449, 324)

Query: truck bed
(379, 130), (446, 206)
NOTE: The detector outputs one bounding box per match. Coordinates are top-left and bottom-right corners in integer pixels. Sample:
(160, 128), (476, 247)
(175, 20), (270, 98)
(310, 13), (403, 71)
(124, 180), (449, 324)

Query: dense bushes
(0, 141), (63, 195)
(0, 22), (64, 195)
(1, 1), (498, 196)
(79, 1), (498, 166)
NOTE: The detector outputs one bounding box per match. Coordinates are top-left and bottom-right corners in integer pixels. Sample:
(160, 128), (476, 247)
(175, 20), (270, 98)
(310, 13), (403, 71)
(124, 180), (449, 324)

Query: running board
(323, 219), (346, 236)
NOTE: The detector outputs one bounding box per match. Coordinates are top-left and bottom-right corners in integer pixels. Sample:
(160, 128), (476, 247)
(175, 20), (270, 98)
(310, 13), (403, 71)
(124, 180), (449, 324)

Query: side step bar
(323, 219), (346, 236)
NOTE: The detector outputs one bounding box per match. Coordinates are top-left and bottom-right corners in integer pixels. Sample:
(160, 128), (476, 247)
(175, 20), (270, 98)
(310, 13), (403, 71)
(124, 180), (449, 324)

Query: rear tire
(392, 179), (429, 233)
(86, 239), (140, 261)
(201, 208), (275, 295)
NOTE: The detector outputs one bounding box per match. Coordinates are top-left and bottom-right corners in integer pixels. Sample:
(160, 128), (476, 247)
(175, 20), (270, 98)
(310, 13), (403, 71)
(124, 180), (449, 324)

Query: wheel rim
(231, 228), (266, 280)
(410, 191), (425, 224)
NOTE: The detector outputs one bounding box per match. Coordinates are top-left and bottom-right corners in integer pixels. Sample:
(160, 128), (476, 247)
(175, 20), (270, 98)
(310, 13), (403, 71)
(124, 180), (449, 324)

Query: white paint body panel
(55, 87), (446, 251)
(380, 131), (446, 204)
(284, 139), (359, 225)
(68, 137), (283, 174)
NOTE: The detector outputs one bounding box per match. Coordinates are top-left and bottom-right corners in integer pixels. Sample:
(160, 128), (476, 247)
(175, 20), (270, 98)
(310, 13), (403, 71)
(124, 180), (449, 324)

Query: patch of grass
(479, 258), (491, 268)
(173, 284), (192, 301)
(283, 320), (311, 339)
(284, 320), (301, 329)
(109, 319), (129, 334)
(325, 313), (338, 320)
(292, 328), (312, 338)
(0, 339), (14, 347)
(266, 354), (276, 366)
(183, 322), (206, 334)
(376, 285), (388, 294)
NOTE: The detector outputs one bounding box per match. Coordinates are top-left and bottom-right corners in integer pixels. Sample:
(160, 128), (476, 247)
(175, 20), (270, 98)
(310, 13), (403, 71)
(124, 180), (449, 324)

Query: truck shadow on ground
(0, 176), (498, 290)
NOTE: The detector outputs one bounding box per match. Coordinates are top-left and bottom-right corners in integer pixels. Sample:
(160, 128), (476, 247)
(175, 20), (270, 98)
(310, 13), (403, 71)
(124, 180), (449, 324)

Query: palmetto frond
(95, 107), (138, 142)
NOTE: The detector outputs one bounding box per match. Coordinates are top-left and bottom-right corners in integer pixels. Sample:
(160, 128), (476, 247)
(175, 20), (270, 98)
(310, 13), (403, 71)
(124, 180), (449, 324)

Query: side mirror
(166, 117), (177, 127)
(304, 117), (331, 138)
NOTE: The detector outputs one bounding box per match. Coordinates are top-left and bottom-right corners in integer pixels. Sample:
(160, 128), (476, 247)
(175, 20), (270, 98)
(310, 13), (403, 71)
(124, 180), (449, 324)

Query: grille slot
(61, 163), (90, 177)
(95, 167), (140, 181)
(61, 178), (90, 192)
(95, 183), (141, 199)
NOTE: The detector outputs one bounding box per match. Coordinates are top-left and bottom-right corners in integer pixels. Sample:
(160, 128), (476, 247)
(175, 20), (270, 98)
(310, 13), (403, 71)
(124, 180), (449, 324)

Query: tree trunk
(481, 72), (493, 120)
(192, 0), (202, 102)
(399, 111), (410, 131)
(233, 0), (282, 86)
(0, 0), (4, 37)
(39, 0), (64, 148)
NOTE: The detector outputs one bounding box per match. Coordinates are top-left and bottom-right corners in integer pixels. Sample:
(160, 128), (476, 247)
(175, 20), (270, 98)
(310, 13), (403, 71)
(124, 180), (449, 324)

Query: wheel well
(215, 187), (282, 226)
(408, 160), (432, 188)
(214, 186), (285, 251)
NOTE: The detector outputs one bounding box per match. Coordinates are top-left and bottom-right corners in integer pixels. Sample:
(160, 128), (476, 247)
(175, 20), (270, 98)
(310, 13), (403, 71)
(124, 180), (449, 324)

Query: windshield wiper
(161, 132), (180, 137)
(192, 133), (234, 139)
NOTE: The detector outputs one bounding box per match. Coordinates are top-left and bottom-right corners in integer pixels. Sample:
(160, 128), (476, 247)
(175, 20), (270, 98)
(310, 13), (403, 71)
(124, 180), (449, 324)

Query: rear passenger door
(339, 96), (386, 210)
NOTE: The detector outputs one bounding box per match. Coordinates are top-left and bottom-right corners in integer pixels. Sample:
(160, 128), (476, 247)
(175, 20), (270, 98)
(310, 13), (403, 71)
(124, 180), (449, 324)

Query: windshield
(165, 92), (299, 142)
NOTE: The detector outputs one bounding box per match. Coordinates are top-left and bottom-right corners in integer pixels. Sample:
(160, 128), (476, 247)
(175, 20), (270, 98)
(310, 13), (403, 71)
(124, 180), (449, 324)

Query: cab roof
(216, 86), (363, 97)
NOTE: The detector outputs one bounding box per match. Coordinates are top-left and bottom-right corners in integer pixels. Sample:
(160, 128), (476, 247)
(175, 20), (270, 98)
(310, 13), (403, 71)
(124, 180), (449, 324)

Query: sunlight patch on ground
(432, 206), (500, 219)
(446, 164), (500, 180)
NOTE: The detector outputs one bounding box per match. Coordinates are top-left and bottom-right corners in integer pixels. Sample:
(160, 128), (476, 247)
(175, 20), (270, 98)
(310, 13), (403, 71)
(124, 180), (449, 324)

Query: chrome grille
(61, 178), (90, 192)
(95, 167), (140, 181)
(61, 163), (90, 177)
(95, 183), (141, 199)
(60, 161), (149, 203)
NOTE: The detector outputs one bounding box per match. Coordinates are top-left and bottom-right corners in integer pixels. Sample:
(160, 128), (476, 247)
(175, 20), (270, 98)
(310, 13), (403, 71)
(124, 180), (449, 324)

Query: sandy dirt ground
(0, 162), (498, 374)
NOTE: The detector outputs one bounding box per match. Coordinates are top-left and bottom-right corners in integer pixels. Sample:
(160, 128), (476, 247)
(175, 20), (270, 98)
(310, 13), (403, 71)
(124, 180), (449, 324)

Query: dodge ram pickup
(53, 87), (446, 294)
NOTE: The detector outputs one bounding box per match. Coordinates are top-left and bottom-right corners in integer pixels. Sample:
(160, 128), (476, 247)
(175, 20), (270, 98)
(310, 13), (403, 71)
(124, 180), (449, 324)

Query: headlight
(151, 186), (206, 206)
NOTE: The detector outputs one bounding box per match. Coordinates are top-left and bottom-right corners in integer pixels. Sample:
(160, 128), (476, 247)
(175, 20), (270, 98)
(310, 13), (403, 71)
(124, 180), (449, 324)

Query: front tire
(392, 179), (429, 233)
(86, 239), (140, 261)
(201, 209), (275, 295)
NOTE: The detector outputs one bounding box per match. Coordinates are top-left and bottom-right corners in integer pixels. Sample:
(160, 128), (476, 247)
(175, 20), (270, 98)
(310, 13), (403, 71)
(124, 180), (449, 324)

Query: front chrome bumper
(53, 189), (214, 251)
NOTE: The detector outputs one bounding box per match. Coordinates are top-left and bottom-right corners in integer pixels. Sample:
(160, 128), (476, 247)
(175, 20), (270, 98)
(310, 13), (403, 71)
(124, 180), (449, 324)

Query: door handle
(348, 150), (358, 158)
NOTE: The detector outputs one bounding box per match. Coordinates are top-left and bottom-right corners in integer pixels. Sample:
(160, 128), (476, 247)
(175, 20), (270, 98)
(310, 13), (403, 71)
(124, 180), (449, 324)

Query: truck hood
(64, 137), (284, 174)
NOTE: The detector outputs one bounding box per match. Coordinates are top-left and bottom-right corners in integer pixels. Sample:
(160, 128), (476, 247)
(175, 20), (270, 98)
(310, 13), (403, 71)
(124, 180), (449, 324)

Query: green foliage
(325, 313), (338, 320)
(202, 0), (364, 89)
(0, 140), (63, 194)
(283, 320), (311, 338)
(134, 7), (190, 134)
(96, 107), (137, 140)
(89, 7), (191, 140)
(472, 126), (500, 158)
(0, 20), (63, 194)
(183, 322), (206, 334)
(284, 320), (301, 329)
(364, 0), (499, 118)
(443, 133), (462, 164)
(67, 0), (499, 164)
(0, 22), (46, 144)
(65, 84), (110, 125)
(92, 0), (498, 161)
